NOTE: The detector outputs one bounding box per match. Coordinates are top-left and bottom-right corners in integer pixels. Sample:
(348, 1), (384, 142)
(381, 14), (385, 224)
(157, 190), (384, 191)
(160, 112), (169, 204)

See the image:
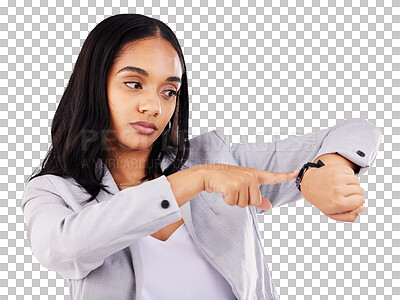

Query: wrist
(312, 153), (360, 174)
(192, 164), (207, 193)
(301, 167), (318, 182)
(296, 160), (325, 192)
(166, 164), (207, 207)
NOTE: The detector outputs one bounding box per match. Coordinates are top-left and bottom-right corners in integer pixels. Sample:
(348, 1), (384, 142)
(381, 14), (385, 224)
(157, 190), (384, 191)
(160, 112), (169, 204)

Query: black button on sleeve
(357, 150), (365, 157)
(161, 200), (170, 209)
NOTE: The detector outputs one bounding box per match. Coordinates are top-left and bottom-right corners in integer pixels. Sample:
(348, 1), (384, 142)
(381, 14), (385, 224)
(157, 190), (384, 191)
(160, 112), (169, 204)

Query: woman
(21, 14), (381, 299)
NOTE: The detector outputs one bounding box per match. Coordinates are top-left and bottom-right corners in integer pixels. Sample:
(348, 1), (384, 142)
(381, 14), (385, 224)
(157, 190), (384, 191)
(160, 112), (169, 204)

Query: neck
(104, 142), (153, 186)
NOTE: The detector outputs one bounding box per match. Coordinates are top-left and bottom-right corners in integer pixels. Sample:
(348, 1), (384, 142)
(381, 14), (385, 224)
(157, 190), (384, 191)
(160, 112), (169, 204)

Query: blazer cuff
(311, 118), (382, 177)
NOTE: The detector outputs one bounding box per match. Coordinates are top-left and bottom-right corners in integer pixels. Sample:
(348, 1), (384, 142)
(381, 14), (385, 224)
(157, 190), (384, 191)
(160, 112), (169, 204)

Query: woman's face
(106, 37), (182, 152)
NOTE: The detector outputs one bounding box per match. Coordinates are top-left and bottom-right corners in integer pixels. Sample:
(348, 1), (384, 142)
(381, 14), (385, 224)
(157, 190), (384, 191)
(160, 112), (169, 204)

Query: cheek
(108, 93), (130, 121)
(167, 101), (177, 117)
(108, 104), (129, 129)
(107, 82), (128, 106)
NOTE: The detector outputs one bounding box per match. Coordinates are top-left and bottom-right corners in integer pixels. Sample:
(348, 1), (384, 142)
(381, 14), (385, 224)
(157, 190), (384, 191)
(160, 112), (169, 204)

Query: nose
(138, 91), (162, 116)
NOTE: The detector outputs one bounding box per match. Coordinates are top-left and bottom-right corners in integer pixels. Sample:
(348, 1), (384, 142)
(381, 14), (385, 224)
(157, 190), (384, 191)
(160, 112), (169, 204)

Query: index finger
(257, 169), (300, 185)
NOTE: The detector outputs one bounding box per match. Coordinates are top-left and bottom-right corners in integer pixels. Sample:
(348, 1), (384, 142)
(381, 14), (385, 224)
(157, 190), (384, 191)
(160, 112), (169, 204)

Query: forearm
(312, 153), (360, 174)
(166, 165), (205, 207)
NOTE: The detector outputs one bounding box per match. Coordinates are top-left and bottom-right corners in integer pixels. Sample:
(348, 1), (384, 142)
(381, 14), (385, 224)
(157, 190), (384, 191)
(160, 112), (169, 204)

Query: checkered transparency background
(2, 0), (398, 299)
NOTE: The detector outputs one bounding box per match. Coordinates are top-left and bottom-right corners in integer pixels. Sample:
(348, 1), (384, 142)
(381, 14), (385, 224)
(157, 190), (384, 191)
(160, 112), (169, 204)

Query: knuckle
(227, 199), (236, 206)
(245, 170), (258, 182)
(231, 181), (242, 190)
(239, 174), (249, 183)
(239, 177), (248, 185)
(238, 202), (246, 208)
(331, 196), (345, 211)
(245, 167), (257, 175)
(223, 194), (234, 206)
(228, 195), (237, 206)
(332, 185), (343, 196)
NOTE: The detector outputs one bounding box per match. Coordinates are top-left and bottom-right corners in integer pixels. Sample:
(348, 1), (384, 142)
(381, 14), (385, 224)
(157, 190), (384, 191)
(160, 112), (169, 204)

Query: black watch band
(295, 159), (325, 192)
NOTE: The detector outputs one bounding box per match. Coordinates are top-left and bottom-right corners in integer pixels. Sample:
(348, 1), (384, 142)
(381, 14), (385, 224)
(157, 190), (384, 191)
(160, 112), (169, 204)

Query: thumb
(257, 168), (301, 185)
(257, 196), (272, 211)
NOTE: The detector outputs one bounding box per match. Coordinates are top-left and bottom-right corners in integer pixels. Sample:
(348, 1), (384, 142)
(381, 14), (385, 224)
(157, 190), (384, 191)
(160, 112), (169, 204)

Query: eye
(125, 82), (142, 89)
(164, 90), (177, 99)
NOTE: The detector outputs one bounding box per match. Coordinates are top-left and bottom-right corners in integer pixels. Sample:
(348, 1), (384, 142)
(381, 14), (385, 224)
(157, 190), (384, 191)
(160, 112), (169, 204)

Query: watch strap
(295, 159), (325, 192)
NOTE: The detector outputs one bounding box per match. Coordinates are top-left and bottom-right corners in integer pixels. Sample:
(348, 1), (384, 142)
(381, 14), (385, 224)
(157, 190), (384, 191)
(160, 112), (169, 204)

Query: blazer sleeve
(20, 174), (182, 280)
(213, 118), (382, 214)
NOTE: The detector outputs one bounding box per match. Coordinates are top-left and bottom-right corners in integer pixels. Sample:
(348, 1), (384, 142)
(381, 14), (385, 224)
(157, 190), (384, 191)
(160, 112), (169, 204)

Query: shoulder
(24, 174), (59, 195)
(188, 129), (229, 148)
(22, 174), (90, 209)
(185, 129), (233, 166)
(24, 174), (82, 193)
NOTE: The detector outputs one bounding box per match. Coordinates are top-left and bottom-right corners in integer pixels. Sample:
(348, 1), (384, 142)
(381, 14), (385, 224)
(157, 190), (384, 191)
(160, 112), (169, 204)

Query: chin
(129, 138), (156, 150)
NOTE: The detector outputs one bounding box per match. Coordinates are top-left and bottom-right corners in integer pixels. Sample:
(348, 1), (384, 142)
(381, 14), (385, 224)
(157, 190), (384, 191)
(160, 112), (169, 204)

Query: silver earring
(162, 120), (171, 136)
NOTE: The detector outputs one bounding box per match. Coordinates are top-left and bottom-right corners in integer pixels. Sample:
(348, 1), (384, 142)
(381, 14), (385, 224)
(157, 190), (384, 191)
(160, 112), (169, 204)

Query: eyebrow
(117, 66), (181, 83)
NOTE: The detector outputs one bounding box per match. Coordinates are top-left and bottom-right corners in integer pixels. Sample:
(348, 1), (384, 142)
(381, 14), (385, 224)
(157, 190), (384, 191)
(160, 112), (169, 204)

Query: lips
(130, 121), (158, 130)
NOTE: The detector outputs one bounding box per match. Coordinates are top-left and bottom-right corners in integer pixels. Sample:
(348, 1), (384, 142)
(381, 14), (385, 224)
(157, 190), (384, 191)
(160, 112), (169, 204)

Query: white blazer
(21, 118), (382, 299)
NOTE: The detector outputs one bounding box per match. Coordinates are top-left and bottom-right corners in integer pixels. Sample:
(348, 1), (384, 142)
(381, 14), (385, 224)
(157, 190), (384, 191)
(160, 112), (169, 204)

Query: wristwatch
(295, 159), (325, 192)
